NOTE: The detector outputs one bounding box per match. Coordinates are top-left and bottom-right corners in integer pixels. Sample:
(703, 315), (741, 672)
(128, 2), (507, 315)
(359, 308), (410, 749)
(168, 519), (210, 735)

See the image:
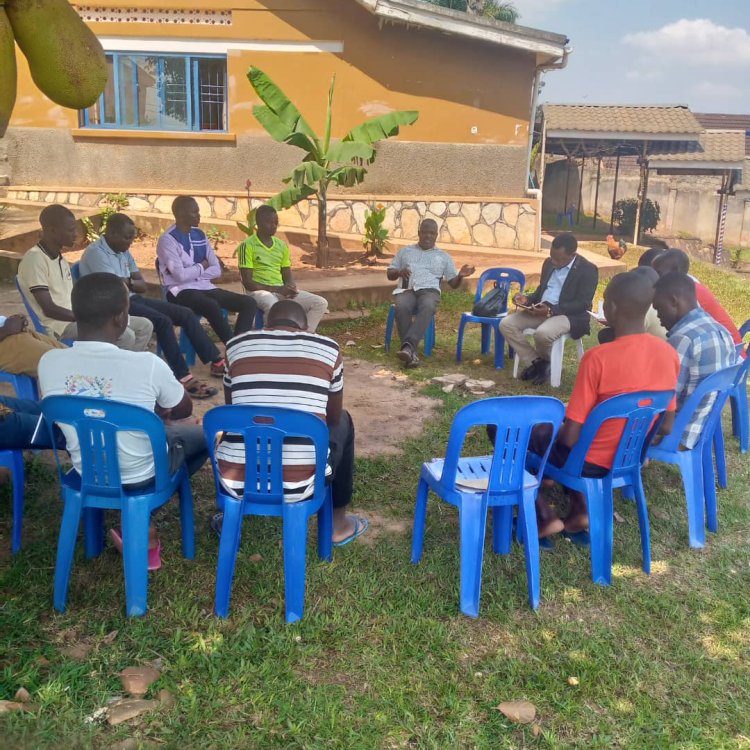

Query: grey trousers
(394, 289), (440, 350)
(499, 311), (571, 366)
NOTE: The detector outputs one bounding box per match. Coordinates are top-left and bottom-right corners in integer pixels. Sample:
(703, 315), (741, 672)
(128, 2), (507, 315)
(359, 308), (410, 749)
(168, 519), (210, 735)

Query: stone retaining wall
(5, 189), (540, 251)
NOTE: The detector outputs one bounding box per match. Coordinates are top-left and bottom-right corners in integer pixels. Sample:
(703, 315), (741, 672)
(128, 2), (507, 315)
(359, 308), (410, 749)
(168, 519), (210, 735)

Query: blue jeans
(0, 396), (55, 450)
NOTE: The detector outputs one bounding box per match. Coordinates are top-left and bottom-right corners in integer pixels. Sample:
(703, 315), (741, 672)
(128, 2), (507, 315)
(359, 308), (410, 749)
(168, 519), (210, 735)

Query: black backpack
(471, 285), (508, 317)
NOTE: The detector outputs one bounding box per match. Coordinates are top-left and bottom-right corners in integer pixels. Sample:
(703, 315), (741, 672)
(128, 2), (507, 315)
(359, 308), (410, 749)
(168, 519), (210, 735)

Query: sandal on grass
(333, 515), (369, 547)
(108, 528), (162, 571)
(184, 378), (218, 399)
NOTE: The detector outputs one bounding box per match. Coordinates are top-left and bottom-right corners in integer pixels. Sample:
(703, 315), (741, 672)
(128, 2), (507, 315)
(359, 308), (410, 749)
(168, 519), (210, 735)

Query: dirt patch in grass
(358, 509), (411, 546)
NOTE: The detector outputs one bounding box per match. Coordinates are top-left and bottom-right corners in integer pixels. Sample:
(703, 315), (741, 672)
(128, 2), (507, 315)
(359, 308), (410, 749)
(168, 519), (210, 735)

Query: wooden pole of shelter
(576, 156), (586, 224)
(592, 157), (602, 229)
(608, 152), (621, 233)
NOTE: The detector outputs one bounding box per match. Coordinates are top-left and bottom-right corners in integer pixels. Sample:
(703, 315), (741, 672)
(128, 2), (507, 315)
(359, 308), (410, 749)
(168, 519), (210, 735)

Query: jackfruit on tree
(0, 5), (16, 137)
(5, 0), (107, 110)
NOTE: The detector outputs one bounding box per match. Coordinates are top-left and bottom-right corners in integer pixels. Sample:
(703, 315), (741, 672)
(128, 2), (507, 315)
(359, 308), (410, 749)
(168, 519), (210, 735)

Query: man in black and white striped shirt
(216, 300), (367, 546)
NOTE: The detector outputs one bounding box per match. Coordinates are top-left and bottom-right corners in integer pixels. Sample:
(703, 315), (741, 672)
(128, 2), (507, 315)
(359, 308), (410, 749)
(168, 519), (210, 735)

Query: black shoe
(397, 344), (415, 366)
(520, 359), (542, 381)
(532, 360), (551, 385)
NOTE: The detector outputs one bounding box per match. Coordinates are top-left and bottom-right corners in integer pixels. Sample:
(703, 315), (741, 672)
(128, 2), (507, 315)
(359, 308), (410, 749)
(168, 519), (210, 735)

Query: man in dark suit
(500, 233), (598, 385)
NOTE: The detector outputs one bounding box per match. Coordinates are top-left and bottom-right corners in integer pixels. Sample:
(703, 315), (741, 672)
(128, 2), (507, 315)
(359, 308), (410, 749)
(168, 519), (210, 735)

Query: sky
(513, 0), (750, 113)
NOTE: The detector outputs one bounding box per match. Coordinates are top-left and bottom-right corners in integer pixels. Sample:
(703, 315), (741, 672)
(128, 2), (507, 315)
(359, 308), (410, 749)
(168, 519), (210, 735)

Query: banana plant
(248, 66), (418, 267)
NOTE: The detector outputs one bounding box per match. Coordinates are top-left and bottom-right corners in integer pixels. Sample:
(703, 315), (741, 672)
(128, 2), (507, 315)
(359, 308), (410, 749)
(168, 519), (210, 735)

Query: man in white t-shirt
(17, 204), (152, 350)
(38, 272), (208, 567)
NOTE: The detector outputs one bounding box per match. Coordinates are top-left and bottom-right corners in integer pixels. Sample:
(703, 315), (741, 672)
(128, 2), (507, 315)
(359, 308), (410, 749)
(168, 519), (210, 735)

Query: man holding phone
(500, 233), (598, 384)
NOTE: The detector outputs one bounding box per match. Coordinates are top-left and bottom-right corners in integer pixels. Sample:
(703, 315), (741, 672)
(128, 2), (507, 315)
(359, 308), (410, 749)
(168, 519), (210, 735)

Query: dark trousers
(394, 289), (441, 350)
(168, 288), (257, 344)
(328, 410), (355, 509)
(124, 423), (208, 491)
(0, 396), (63, 450)
(129, 295), (221, 380)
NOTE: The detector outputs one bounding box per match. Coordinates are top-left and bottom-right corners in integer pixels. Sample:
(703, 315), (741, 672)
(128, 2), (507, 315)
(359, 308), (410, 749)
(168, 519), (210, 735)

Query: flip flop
(184, 379), (218, 399)
(109, 528), (162, 570)
(333, 515), (369, 547)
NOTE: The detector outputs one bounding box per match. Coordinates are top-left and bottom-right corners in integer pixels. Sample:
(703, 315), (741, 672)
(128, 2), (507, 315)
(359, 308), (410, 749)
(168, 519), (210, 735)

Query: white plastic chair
(512, 330), (585, 388)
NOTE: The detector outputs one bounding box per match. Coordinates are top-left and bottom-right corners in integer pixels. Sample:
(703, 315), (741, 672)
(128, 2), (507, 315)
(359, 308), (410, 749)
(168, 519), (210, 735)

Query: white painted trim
(97, 36), (344, 55)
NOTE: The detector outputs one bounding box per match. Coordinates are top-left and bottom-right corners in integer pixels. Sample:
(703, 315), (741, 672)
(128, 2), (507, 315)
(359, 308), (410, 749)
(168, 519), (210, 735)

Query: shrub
(612, 198), (660, 237)
(363, 203), (389, 257)
(82, 192), (129, 242)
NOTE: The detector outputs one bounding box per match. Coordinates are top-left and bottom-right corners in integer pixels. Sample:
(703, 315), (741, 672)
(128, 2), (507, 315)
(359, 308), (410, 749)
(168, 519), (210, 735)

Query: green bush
(612, 198), (660, 237)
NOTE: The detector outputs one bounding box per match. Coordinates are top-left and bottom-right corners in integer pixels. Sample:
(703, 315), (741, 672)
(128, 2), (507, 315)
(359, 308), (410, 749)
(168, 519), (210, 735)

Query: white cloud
(623, 18), (750, 66)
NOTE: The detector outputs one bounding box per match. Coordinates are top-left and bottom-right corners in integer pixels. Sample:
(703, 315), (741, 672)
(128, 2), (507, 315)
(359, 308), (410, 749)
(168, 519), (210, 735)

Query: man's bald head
(267, 299), (309, 330)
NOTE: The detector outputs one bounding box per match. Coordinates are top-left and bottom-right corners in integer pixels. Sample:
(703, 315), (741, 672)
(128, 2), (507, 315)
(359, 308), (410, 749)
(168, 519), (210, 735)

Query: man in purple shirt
(156, 196), (257, 344)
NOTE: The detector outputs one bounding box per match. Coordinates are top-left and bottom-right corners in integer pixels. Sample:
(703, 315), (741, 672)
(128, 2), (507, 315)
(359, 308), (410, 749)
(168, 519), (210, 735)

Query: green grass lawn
(2, 251), (749, 748)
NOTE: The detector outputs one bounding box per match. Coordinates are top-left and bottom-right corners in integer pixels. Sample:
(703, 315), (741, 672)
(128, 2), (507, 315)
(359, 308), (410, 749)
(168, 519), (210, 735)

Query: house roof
(649, 130), (746, 167)
(542, 104), (703, 139)
(694, 112), (750, 156)
(351, 0), (569, 61)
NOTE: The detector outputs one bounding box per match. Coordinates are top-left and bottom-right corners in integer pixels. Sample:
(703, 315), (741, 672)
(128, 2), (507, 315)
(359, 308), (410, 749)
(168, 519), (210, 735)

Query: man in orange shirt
(534, 271), (680, 537)
(652, 248), (742, 351)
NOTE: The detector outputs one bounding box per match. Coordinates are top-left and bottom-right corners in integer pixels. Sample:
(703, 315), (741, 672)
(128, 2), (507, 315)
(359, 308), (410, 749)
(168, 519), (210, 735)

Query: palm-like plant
(248, 67), (419, 267)
(427, 0), (519, 23)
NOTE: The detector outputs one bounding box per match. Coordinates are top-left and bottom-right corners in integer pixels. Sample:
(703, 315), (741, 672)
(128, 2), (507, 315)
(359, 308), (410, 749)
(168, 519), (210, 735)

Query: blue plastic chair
(203, 405), (333, 623)
(0, 371), (39, 553)
(15, 276), (75, 347)
(384, 303), (435, 356)
(411, 396), (565, 616)
(728, 322), (750, 454)
(532, 391), (673, 585)
(456, 268), (526, 369)
(648, 365), (740, 549)
(41, 395), (195, 617)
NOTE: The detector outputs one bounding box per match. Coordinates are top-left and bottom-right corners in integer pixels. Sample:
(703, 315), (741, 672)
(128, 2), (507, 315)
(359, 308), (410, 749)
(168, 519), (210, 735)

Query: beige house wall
(5, 0), (536, 198)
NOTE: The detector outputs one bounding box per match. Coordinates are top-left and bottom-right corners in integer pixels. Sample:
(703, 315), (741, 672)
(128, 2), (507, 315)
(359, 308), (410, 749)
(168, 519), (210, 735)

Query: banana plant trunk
(317, 182), (329, 268)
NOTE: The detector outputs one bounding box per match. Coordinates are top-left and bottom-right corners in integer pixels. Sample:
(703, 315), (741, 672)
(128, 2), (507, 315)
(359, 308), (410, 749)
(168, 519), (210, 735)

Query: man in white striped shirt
(215, 300), (367, 546)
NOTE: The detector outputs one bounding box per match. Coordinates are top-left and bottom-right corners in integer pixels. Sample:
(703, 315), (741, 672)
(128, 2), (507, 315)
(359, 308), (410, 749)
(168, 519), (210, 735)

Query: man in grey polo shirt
(386, 219), (474, 367)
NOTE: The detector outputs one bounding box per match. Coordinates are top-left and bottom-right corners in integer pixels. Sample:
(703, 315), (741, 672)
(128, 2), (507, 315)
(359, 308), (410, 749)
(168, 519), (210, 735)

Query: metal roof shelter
(538, 104), (704, 244)
(650, 130), (746, 263)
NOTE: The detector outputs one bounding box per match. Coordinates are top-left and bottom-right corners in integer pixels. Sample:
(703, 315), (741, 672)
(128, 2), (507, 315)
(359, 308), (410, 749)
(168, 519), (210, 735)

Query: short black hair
(654, 271), (697, 304)
(71, 272), (129, 325)
(551, 232), (577, 255)
(39, 204), (75, 229)
(172, 195), (197, 216)
(632, 265), (659, 286)
(654, 248), (690, 274)
(638, 247), (664, 268)
(106, 213), (136, 235)
(606, 271), (654, 316)
(256, 205), (277, 222)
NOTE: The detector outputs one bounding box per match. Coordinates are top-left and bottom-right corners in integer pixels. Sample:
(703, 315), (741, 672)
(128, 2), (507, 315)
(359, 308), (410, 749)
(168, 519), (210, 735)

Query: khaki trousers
(0, 330), (66, 376)
(499, 311), (571, 366)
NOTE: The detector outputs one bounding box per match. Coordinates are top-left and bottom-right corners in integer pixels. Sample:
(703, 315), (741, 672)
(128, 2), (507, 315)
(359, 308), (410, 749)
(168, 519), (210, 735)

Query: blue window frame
(82, 53), (227, 132)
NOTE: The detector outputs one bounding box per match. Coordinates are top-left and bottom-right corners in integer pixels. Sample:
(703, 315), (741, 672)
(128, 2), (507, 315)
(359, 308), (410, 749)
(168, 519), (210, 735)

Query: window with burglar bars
(82, 53), (227, 132)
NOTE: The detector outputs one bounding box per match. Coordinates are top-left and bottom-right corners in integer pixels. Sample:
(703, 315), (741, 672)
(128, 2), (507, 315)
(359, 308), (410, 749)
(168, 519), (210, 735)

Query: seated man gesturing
(386, 219), (474, 368)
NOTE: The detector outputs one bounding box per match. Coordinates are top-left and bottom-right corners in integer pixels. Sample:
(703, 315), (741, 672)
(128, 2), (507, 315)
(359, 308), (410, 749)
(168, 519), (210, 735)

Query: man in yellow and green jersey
(236, 206), (328, 332)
